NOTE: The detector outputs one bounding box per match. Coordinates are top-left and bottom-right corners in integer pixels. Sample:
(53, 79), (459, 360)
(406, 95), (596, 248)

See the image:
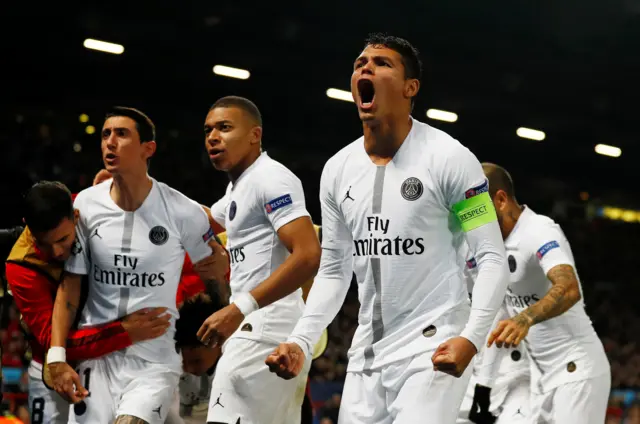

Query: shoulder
(73, 180), (110, 208)
(518, 209), (565, 250)
(155, 181), (206, 223)
(325, 137), (363, 171)
(254, 155), (301, 184)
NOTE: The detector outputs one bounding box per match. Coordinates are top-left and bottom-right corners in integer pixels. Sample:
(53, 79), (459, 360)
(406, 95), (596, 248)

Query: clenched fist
(265, 342), (306, 380)
(431, 336), (477, 377)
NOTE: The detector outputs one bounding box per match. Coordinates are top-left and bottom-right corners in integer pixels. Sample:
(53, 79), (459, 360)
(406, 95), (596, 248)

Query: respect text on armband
(352, 216), (425, 257)
(93, 254), (165, 288)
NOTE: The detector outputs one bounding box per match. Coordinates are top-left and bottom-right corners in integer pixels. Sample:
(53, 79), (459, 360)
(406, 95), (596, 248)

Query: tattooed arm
(114, 415), (149, 424)
(518, 264), (581, 325)
(51, 273), (83, 348)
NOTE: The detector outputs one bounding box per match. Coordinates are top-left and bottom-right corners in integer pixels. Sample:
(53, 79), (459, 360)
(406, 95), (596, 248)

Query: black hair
(482, 162), (516, 199)
(364, 33), (422, 82)
(105, 106), (156, 143)
(175, 291), (227, 350)
(23, 181), (73, 234)
(210, 96), (263, 127)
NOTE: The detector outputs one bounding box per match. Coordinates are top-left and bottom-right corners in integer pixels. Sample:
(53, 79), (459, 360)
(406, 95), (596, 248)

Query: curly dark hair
(175, 291), (227, 350)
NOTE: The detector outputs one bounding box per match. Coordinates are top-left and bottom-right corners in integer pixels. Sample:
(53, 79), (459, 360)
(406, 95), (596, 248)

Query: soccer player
(47, 107), (230, 424)
(266, 33), (510, 423)
(457, 247), (530, 424)
(4, 181), (172, 424)
(483, 163), (611, 424)
(196, 96), (321, 423)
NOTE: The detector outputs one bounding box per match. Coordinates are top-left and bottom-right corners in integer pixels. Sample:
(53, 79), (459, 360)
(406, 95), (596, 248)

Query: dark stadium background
(1, 1), (639, 423)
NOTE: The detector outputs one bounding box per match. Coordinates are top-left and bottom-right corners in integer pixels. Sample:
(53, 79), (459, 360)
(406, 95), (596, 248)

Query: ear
(405, 79), (420, 101)
(73, 209), (80, 225)
(250, 127), (263, 146)
(493, 190), (508, 210)
(143, 141), (157, 160)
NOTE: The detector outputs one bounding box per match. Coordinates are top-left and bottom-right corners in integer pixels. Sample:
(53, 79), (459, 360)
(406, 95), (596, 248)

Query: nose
(206, 130), (221, 147)
(360, 60), (374, 76)
(52, 243), (65, 260)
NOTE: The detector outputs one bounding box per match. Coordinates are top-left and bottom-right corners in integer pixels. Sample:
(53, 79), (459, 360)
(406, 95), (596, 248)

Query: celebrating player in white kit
(196, 96), (322, 424)
(47, 107), (229, 424)
(457, 247), (531, 424)
(266, 33), (510, 423)
(483, 163), (611, 424)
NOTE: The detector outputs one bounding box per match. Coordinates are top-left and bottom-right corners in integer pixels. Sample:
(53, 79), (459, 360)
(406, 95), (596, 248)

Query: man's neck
(110, 171), (153, 212)
(363, 115), (412, 165)
(228, 149), (262, 183)
(501, 202), (524, 240)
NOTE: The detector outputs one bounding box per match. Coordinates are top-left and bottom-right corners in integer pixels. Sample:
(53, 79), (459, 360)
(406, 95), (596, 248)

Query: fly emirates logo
(353, 217), (425, 257)
(93, 254), (166, 288)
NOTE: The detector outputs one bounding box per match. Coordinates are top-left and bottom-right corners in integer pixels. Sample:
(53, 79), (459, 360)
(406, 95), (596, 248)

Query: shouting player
(5, 181), (171, 424)
(484, 163), (611, 424)
(266, 33), (509, 423)
(48, 107), (229, 424)
(197, 96), (321, 423)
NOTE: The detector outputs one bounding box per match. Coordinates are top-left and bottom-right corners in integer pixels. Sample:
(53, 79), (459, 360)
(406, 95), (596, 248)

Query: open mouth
(357, 79), (375, 109)
(208, 147), (225, 159)
(105, 153), (117, 162)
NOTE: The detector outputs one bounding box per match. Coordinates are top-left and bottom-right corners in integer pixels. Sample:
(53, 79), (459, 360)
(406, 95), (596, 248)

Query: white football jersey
(320, 118), (493, 371)
(503, 206), (609, 392)
(65, 178), (214, 365)
(210, 152), (310, 344)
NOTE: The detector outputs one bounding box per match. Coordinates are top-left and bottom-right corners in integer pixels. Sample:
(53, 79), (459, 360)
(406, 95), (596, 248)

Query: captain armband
(452, 192), (498, 232)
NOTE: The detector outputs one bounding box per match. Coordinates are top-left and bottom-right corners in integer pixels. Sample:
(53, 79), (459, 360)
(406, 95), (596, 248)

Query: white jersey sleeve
(475, 303), (510, 388)
(171, 193), (214, 264)
(525, 225), (574, 274)
(287, 161), (354, 358)
(442, 145), (509, 350)
(260, 169), (309, 232)
(64, 192), (90, 275)
(210, 186), (230, 229)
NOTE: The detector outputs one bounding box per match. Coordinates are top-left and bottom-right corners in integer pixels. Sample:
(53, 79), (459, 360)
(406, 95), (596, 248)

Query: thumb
(73, 373), (88, 396)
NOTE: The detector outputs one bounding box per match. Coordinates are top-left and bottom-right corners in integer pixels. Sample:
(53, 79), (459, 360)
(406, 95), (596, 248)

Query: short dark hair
(482, 163), (516, 199)
(105, 106), (156, 143)
(175, 291), (226, 350)
(23, 181), (73, 234)
(210, 96), (263, 127)
(365, 33), (422, 82)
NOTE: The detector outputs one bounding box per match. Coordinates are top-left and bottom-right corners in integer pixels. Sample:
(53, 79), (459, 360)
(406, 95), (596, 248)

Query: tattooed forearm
(517, 264), (582, 326)
(114, 415), (149, 424)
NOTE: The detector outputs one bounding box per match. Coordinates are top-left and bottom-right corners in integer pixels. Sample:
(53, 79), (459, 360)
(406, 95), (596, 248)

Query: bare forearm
(51, 275), (82, 347)
(517, 264), (581, 326)
(251, 251), (320, 308)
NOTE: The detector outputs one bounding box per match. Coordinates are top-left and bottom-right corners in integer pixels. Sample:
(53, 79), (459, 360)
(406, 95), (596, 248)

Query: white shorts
(531, 373), (611, 424)
(206, 338), (310, 424)
(68, 350), (181, 424)
(28, 361), (70, 424)
(457, 374), (530, 424)
(339, 349), (472, 424)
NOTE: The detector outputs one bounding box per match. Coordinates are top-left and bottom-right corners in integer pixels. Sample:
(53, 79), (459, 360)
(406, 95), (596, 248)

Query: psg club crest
(508, 255), (517, 273)
(149, 226), (169, 246)
(71, 239), (83, 256)
(401, 177), (423, 201)
(229, 201), (237, 221)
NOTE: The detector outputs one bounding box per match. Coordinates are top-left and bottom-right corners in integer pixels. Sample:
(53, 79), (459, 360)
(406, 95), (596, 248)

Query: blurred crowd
(0, 109), (638, 423)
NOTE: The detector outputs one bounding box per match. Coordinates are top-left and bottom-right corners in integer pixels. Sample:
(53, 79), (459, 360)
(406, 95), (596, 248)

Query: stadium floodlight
(516, 127), (545, 141)
(213, 65), (250, 80)
(83, 39), (124, 55)
(426, 109), (458, 123)
(326, 88), (354, 103)
(594, 144), (621, 158)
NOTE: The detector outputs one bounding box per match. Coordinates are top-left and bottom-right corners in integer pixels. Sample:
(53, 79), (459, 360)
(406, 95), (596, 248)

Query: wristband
(47, 347), (66, 364)
(234, 293), (259, 317)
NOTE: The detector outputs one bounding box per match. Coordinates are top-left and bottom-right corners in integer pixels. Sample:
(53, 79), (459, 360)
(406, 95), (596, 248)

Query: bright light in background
(85, 125), (95, 135)
(212, 65), (250, 80)
(594, 144), (621, 158)
(426, 109), (458, 123)
(326, 88), (354, 102)
(73, 143), (82, 153)
(79, 114), (89, 123)
(83, 39), (124, 55)
(516, 127), (546, 141)
(600, 206), (640, 223)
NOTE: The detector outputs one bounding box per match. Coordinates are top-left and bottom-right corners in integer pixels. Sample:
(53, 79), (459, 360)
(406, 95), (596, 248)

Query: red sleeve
(176, 254), (206, 306)
(5, 263), (132, 362)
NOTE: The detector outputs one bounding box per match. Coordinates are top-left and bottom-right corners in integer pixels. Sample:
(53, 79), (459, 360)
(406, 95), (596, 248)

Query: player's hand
(469, 384), (497, 424)
(487, 314), (531, 349)
(196, 303), (244, 347)
(193, 239), (229, 284)
(432, 336), (477, 377)
(49, 362), (88, 404)
(265, 342), (306, 380)
(121, 307), (171, 343)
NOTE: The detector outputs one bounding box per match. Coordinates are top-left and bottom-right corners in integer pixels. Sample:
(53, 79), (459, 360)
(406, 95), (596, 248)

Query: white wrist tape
(47, 347), (66, 364)
(234, 293), (259, 317)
